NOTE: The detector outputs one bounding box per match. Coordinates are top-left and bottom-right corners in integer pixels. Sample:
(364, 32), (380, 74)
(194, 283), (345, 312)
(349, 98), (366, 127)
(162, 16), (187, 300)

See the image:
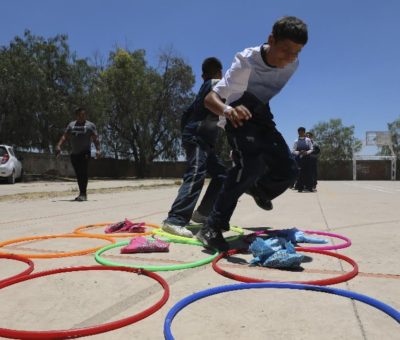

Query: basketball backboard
(365, 131), (392, 146)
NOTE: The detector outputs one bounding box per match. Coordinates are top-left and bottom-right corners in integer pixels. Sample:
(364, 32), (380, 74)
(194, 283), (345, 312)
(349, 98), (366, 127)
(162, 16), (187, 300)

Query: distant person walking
(56, 108), (100, 201)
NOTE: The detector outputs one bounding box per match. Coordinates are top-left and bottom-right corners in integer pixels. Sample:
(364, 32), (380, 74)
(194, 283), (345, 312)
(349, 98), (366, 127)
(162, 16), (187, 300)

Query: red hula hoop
(212, 248), (358, 286)
(0, 254), (34, 285)
(0, 266), (169, 339)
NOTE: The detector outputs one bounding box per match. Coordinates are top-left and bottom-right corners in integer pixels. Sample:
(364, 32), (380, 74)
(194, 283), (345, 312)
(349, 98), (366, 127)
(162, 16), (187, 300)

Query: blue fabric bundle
(266, 227), (328, 244)
(249, 237), (304, 269)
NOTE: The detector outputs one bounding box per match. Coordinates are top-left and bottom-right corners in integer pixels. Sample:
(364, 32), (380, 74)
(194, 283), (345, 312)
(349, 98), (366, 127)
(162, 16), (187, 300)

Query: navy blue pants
(294, 155), (313, 191)
(165, 136), (227, 226)
(70, 151), (90, 195)
(206, 93), (297, 231)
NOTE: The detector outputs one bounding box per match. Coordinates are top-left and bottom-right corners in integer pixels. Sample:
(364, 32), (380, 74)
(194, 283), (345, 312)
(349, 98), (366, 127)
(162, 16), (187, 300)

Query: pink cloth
(105, 219), (146, 234)
(120, 236), (170, 254)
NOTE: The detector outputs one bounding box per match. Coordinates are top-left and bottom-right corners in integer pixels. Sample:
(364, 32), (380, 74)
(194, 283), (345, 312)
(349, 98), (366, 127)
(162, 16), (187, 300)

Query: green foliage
(101, 48), (195, 176)
(0, 31), (196, 176)
(309, 118), (362, 161)
(0, 30), (98, 151)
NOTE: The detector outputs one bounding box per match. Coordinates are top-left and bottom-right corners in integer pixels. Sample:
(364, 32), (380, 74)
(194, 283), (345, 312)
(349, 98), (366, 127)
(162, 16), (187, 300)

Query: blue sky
(1, 0), (399, 154)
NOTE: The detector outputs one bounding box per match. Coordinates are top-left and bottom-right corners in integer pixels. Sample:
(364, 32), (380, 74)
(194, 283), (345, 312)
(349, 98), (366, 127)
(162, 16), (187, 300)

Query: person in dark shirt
(56, 108), (100, 201)
(162, 57), (227, 237)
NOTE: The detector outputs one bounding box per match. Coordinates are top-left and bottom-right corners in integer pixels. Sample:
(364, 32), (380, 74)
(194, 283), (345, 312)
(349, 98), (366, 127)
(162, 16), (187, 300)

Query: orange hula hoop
(0, 234), (115, 259)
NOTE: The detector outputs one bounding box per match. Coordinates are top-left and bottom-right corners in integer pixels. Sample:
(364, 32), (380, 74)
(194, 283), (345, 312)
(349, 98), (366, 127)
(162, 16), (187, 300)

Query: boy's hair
(273, 16), (308, 45)
(298, 127), (306, 133)
(202, 57), (222, 80)
(74, 107), (86, 115)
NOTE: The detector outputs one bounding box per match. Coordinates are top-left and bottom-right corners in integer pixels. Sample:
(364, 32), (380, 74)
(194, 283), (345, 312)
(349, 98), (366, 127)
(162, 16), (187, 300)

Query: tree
(101, 48), (195, 176)
(309, 118), (362, 161)
(0, 31), (99, 151)
(377, 116), (400, 158)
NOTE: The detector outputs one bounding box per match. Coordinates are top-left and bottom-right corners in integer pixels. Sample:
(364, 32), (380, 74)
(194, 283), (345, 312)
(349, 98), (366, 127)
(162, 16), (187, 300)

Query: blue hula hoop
(164, 282), (400, 340)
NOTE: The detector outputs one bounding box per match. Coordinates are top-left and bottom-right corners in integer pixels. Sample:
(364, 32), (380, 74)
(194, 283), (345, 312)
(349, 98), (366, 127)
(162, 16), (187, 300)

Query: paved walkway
(0, 180), (399, 339)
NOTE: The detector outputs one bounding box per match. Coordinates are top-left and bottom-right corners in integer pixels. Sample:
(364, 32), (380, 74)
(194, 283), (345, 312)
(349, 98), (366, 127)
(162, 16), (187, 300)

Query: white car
(0, 145), (23, 184)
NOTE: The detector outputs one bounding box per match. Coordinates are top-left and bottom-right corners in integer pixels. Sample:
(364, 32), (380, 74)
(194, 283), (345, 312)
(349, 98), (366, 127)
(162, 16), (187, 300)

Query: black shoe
(74, 194), (87, 201)
(252, 196), (273, 210)
(246, 187), (273, 211)
(195, 227), (229, 252)
(191, 210), (207, 224)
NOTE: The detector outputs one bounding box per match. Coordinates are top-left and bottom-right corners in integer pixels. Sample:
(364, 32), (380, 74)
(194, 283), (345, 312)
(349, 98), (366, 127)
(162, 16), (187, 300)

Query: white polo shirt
(214, 44), (298, 105)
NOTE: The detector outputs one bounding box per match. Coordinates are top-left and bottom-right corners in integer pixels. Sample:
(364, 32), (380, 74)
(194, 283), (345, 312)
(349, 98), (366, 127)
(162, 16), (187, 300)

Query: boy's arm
(205, 91), (251, 128)
(305, 138), (313, 155)
(292, 141), (300, 155)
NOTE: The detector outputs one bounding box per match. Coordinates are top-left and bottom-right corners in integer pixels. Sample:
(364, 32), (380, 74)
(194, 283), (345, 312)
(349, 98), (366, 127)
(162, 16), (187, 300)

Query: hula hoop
(95, 238), (218, 272)
(164, 282), (400, 340)
(212, 248), (358, 286)
(0, 254), (34, 285)
(246, 229), (351, 251)
(73, 222), (160, 238)
(153, 225), (244, 246)
(0, 234), (115, 259)
(0, 266), (169, 339)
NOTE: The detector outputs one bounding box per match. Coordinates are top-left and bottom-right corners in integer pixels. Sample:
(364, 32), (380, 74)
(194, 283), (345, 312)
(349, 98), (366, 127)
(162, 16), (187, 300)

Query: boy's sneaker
(195, 227), (229, 252)
(162, 222), (193, 238)
(252, 196), (273, 210)
(191, 210), (207, 224)
(246, 187), (273, 211)
(75, 194), (87, 201)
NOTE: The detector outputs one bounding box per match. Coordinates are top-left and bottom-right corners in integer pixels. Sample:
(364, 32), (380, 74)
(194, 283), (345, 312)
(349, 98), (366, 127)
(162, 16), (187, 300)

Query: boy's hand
(55, 147), (61, 158)
(224, 105), (252, 128)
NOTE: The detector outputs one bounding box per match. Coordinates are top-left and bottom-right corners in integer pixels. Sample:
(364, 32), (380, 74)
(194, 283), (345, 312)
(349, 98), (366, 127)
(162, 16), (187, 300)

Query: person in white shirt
(196, 16), (308, 251)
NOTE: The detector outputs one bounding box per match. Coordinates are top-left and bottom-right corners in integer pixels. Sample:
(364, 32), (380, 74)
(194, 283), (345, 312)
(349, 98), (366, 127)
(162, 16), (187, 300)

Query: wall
(18, 152), (399, 180)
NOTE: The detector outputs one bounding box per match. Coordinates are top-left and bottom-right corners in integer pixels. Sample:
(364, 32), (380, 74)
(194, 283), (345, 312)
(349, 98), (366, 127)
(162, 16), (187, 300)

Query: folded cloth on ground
(249, 237), (304, 269)
(105, 219), (146, 234)
(120, 236), (170, 254)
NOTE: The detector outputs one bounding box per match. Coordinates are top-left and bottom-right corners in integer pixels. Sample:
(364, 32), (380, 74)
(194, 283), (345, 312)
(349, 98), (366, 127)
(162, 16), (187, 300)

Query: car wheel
(7, 170), (15, 184)
(17, 168), (24, 182)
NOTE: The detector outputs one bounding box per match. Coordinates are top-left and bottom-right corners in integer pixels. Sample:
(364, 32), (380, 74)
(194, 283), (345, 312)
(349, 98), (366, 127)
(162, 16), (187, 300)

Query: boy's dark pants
(206, 94), (297, 232)
(295, 155), (313, 191)
(165, 136), (227, 226)
(70, 151), (90, 195)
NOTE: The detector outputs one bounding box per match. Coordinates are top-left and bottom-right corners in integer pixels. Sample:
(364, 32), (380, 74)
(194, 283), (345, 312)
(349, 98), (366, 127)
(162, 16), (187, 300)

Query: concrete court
(0, 180), (399, 340)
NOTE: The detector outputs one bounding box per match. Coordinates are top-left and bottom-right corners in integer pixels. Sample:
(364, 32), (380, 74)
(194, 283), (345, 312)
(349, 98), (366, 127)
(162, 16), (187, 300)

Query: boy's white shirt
(214, 45), (299, 129)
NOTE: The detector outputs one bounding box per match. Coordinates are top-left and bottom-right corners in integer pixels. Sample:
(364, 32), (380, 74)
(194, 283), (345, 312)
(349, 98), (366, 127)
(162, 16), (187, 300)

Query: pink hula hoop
(247, 229), (351, 251)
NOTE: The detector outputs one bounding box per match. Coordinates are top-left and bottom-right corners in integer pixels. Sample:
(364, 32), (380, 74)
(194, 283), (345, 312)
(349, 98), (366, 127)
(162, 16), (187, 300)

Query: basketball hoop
(353, 131), (397, 180)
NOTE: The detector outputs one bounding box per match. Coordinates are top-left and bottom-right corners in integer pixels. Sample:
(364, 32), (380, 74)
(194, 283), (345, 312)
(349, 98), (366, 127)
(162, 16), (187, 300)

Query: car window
(8, 148), (15, 156)
(0, 147), (6, 157)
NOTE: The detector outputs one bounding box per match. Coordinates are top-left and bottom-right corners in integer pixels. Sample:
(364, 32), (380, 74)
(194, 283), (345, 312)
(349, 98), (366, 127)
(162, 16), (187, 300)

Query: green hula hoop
(95, 238), (218, 272)
(153, 225), (244, 246)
